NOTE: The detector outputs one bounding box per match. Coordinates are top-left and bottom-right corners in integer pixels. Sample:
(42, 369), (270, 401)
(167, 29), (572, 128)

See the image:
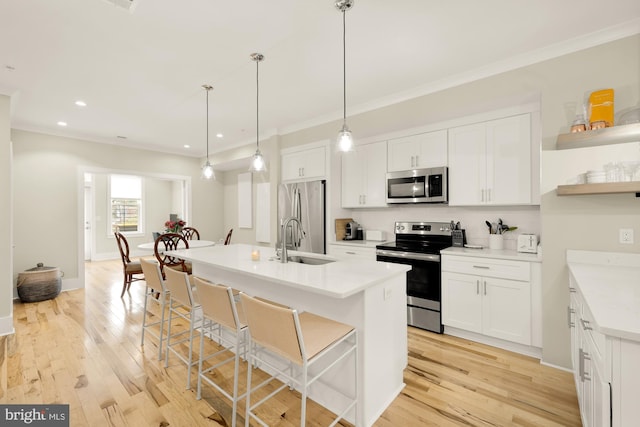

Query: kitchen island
(166, 243), (411, 427)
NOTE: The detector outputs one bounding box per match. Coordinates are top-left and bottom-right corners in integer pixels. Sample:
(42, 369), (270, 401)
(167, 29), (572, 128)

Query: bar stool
(139, 258), (169, 360)
(193, 277), (248, 427)
(239, 293), (358, 427)
(164, 267), (201, 390)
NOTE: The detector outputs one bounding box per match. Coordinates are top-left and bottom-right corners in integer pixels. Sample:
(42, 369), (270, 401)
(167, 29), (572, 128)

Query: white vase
(489, 234), (504, 250)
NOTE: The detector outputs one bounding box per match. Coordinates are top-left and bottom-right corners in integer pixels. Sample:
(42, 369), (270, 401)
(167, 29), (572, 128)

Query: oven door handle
(376, 250), (440, 262)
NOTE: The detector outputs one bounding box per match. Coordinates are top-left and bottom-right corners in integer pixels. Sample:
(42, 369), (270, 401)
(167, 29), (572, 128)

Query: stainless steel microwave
(386, 167), (448, 204)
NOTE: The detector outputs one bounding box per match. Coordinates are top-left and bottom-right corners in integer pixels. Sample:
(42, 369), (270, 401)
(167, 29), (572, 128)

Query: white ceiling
(1, 0), (639, 166)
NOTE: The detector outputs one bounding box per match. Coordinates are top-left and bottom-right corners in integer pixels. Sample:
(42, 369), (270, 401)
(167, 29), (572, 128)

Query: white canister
(488, 234), (504, 250)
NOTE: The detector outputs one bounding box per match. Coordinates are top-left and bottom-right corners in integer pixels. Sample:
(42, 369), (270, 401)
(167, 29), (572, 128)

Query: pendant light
(201, 84), (215, 180)
(336, 0), (354, 152)
(249, 53), (267, 172)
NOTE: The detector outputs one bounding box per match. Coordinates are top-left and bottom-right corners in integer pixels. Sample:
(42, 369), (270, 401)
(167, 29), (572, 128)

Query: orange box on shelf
(589, 89), (614, 128)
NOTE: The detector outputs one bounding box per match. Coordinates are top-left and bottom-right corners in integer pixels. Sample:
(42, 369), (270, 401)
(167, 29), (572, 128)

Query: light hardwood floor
(1, 259), (581, 426)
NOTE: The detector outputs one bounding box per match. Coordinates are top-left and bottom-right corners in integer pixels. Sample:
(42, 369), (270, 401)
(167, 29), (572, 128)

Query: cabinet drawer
(579, 299), (609, 380)
(328, 244), (376, 261)
(442, 255), (530, 281)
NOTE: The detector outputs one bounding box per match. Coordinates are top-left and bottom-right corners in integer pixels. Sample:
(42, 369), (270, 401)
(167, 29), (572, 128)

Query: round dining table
(137, 240), (216, 250)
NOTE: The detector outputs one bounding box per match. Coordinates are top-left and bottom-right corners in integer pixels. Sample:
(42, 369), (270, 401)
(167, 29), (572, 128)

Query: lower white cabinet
(327, 243), (377, 261)
(569, 282), (612, 427)
(441, 254), (534, 346)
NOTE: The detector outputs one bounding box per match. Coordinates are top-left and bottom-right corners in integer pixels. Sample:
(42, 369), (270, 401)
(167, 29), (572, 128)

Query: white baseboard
(0, 315), (15, 337)
(444, 326), (543, 359)
(540, 360), (573, 373)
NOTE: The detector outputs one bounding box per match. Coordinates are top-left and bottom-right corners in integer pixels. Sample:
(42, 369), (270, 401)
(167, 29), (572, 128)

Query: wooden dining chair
(154, 233), (192, 276)
(182, 227), (200, 240)
(114, 232), (144, 297)
(224, 228), (233, 245)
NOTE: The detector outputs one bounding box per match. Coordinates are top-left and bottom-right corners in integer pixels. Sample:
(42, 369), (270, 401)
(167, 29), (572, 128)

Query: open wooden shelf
(556, 123), (640, 150)
(556, 181), (640, 196)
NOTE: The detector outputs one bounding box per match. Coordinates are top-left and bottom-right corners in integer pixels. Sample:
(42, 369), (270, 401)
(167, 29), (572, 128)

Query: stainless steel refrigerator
(277, 180), (326, 254)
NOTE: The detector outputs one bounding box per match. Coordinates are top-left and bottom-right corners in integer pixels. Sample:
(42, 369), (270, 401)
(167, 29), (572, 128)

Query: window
(110, 174), (143, 234)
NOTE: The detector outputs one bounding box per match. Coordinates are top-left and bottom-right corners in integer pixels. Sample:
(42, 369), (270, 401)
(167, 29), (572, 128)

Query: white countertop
(441, 246), (542, 263)
(567, 250), (640, 342)
(166, 243), (410, 299)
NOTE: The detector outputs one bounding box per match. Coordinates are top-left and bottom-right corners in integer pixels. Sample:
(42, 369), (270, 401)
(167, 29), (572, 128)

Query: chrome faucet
(280, 216), (302, 263)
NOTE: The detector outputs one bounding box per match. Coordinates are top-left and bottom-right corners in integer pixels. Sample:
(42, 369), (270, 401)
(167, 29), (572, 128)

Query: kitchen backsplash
(343, 205), (540, 251)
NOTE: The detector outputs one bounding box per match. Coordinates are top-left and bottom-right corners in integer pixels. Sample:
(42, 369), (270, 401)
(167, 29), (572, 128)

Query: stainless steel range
(376, 221), (453, 333)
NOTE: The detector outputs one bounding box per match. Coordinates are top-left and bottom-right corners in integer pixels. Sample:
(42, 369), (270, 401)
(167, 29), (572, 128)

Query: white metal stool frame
(164, 267), (201, 390)
(140, 258), (170, 360)
(193, 278), (248, 427)
(240, 293), (358, 427)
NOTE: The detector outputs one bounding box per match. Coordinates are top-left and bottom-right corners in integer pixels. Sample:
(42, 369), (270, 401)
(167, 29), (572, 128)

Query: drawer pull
(472, 265), (490, 269)
(567, 306), (575, 328)
(346, 251), (356, 255)
(476, 280), (479, 295)
(581, 318), (593, 331)
(569, 287), (577, 293)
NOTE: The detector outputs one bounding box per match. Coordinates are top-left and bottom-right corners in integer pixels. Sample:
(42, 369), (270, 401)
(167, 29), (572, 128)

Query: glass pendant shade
(337, 122), (354, 152)
(249, 148), (266, 172)
(202, 160), (215, 180)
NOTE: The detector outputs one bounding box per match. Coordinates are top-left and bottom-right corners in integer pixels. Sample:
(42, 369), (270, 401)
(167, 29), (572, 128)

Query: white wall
(0, 94), (13, 336)
(11, 129), (225, 293)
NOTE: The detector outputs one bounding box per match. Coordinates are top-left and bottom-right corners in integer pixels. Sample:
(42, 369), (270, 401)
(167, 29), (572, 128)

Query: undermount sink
(286, 255), (335, 265)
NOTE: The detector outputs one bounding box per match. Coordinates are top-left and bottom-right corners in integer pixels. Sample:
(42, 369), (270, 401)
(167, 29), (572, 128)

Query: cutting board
(335, 218), (353, 241)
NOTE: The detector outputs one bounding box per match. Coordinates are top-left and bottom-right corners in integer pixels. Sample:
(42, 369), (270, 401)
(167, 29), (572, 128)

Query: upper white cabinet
(387, 129), (447, 172)
(281, 145), (327, 182)
(448, 113), (532, 206)
(342, 141), (387, 208)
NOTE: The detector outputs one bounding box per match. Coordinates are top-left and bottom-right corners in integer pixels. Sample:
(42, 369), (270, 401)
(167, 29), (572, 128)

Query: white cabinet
(387, 129), (447, 172)
(327, 243), (376, 261)
(448, 113), (532, 206)
(281, 145), (326, 182)
(341, 141), (387, 208)
(568, 280), (612, 427)
(441, 255), (532, 346)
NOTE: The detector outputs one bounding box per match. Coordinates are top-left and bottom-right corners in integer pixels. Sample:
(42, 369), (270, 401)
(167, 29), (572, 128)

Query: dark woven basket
(17, 263), (63, 303)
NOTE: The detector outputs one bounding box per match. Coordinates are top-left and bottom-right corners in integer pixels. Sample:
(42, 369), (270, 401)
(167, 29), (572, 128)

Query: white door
(363, 141), (387, 207)
(486, 114), (531, 205)
(448, 122), (486, 205)
(84, 184), (92, 261)
(482, 277), (531, 345)
(441, 272), (482, 333)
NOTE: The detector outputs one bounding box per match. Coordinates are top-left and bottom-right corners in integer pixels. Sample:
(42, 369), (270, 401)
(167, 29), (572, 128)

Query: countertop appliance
(344, 221), (362, 240)
(386, 167), (448, 204)
(376, 221), (453, 333)
(277, 180), (326, 254)
(517, 233), (538, 253)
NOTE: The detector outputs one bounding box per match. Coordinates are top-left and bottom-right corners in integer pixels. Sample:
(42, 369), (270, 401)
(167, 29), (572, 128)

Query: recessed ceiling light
(216, 133), (223, 138)
(57, 121), (67, 127)
(75, 100), (87, 107)
(183, 144), (190, 148)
